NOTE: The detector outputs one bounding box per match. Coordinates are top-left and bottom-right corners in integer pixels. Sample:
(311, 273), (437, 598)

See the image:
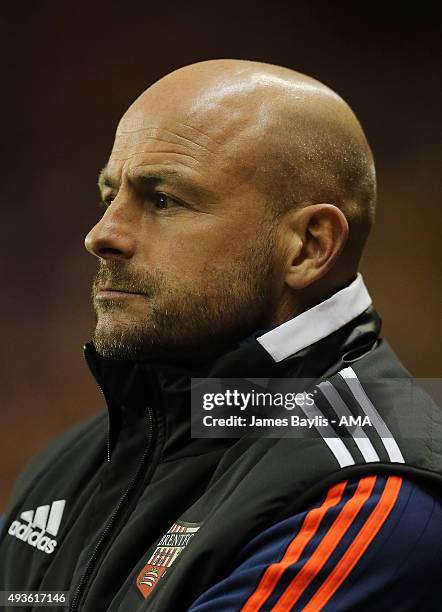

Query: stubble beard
(91, 224), (279, 363)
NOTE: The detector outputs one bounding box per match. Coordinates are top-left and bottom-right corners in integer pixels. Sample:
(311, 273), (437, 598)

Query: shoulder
(4, 410), (107, 514)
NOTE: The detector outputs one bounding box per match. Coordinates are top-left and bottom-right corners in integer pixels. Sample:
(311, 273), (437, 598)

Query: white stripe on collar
(257, 273), (372, 363)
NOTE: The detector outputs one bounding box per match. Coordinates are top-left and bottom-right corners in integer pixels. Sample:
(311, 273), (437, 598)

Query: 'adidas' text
(8, 499), (66, 555)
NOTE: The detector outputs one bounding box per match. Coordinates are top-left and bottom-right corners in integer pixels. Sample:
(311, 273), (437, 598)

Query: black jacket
(1, 307), (441, 611)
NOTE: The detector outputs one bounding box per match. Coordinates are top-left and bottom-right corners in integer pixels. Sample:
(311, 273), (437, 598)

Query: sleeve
(188, 474), (442, 611)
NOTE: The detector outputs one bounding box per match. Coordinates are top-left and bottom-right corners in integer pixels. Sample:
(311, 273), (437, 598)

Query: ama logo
(8, 499), (66, 555)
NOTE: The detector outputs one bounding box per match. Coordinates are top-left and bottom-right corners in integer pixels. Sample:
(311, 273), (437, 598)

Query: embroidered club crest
(136, 521), (201, 599)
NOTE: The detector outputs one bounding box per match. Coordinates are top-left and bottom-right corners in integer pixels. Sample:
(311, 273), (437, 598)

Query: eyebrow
(98, 167), (118, 190)
(97, 166), (212, 201)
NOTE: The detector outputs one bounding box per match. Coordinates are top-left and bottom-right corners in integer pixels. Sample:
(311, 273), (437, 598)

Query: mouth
(95, 287), (145, 298)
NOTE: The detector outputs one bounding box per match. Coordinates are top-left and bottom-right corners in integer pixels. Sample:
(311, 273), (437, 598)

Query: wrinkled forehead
(112, 110), (221, 164)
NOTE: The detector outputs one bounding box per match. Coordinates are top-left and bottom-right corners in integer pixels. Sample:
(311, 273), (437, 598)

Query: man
(1, 60), (441, 611)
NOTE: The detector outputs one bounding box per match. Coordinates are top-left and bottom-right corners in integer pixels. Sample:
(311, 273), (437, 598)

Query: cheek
(138, 216), (256, 275)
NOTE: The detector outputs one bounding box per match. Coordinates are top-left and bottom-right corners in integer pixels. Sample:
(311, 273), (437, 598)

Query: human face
(85, 92), (280, 363)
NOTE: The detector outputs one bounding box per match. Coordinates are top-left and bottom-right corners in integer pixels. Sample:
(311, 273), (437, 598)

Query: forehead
(111, 116), (219, 171)
(103, 117), (220, 199)
(105, 87), (269, 191)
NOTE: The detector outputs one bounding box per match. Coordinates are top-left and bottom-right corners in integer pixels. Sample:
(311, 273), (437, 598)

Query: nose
(85, 199), (137, 261)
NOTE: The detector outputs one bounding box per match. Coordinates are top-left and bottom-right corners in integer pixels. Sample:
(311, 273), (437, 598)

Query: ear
(283, 204), (349, 290)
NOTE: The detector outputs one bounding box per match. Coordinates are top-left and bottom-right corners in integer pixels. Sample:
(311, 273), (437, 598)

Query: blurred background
(1, 1), (441, 509)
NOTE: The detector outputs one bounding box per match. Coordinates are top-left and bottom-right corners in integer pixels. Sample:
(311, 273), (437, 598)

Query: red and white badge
(136, 521), (201, 599)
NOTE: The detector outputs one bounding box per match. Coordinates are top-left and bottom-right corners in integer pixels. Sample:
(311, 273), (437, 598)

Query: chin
(92, 313), (158, 359)
(95, 315), (137, 339)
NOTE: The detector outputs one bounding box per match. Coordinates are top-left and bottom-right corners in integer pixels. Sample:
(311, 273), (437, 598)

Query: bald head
(119, 59), (376, 263)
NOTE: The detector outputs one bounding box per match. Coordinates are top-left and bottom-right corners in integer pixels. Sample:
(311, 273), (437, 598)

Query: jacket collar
(257, 273), (371, 362)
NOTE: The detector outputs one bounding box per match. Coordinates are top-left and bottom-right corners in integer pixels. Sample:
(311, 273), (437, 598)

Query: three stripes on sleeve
(189, 475), (442, 611)
(301, 366), (405, 468)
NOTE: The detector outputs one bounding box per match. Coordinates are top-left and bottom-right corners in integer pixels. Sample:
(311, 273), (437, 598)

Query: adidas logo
(8, 499), (66, 555)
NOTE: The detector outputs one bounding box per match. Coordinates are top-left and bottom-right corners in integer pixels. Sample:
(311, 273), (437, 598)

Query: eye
(153, 192), (176, 210)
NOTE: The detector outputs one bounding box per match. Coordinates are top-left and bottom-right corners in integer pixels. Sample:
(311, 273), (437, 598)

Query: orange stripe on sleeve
(302, 475), (403, 612)
(241, 481), (348, 612)
(272, 475), (377, 612)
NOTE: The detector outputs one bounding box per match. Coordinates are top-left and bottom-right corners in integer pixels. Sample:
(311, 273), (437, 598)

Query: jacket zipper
(94, 380), (111, 462)
(69, 405), (155, 612)
(82, 346), (113, 463)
